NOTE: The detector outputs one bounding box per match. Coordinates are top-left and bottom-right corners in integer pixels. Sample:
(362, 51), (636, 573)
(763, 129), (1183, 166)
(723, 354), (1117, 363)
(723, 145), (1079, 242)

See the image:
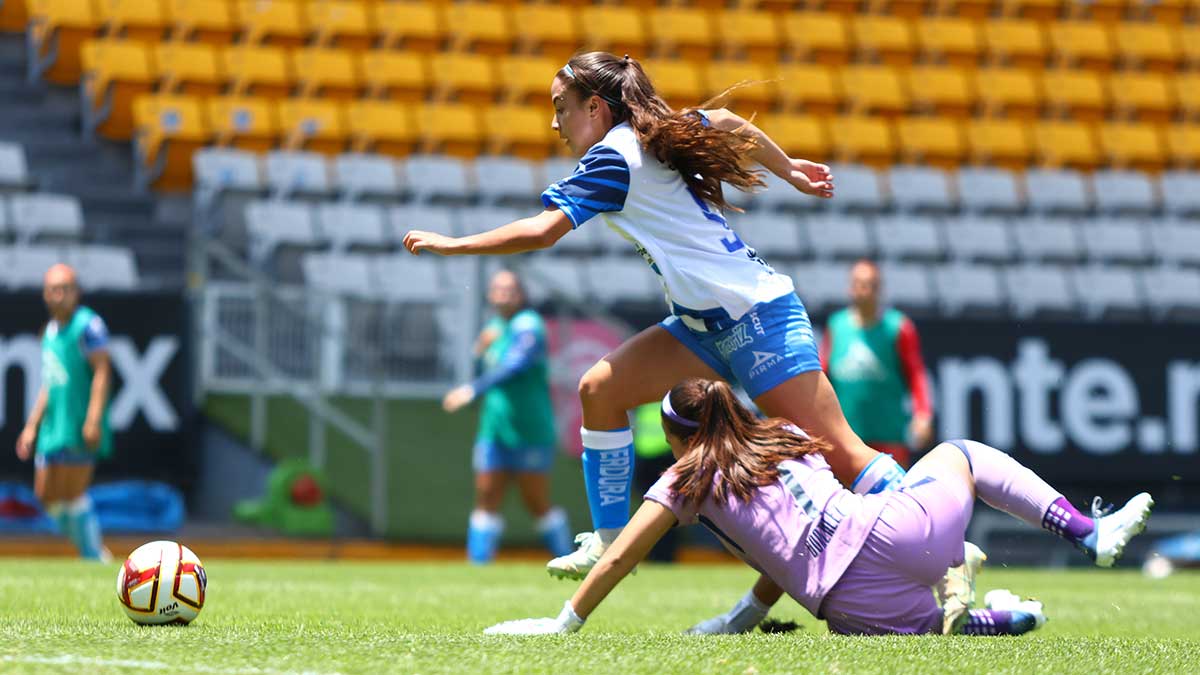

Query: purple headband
(661, 391), (699, 429)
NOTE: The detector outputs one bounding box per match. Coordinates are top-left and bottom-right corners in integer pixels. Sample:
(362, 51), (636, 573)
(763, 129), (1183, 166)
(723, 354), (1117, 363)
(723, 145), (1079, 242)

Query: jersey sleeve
(643, 468), (699, 527)
(81, 315), (110, 354)
(540, 145), (630, 228)
(470, 326), (545, 394)
(896, 317), (932, 420)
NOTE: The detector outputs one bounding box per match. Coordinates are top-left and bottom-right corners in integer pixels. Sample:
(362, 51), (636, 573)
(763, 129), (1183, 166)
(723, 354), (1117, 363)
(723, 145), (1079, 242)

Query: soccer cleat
(983, 589), (1047, 634)
(1080, 492), (1154, 568)
(938, 541), (988, 635)
(546, 531), (607, 580)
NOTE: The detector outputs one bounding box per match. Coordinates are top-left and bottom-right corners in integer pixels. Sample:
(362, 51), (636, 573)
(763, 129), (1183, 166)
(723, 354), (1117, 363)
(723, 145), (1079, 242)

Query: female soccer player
(484, 379), (1155, 636)
(441, 269), (574, 563)
(405, 52), (899, 578)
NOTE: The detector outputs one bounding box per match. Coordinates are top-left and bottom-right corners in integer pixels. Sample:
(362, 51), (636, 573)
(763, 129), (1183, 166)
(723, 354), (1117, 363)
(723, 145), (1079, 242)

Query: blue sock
(66, 495), (105, 560)
(537, 507), (574, 558)
(466, 510), (504, 564)
(45, 502), (70, 537)
(851, 453), (908, 495)
(581, 428), (634, 539)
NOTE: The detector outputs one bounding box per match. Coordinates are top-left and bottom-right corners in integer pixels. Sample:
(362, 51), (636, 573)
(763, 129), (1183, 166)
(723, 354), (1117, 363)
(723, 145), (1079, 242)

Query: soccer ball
(116, 540), (207, 625)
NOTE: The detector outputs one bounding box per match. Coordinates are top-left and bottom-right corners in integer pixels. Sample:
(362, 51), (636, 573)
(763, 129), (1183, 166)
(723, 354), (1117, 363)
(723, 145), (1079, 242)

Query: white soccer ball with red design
(116, 540), (207, 625)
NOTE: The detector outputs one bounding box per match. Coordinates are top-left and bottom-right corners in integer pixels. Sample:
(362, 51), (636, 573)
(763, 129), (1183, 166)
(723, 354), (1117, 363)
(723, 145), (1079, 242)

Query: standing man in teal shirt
(15, 264), (113, 560)
(442, 269), (574, 563)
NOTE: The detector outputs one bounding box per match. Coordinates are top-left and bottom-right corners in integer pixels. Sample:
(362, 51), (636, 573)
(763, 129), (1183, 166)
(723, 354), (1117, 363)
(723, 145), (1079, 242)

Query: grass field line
(0, 654), (344, 675)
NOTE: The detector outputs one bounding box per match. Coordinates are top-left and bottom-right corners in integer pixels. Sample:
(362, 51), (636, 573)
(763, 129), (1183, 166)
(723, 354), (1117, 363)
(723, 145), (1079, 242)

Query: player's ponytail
(560, 52), (764, 213)
(665, 378), (830, 508)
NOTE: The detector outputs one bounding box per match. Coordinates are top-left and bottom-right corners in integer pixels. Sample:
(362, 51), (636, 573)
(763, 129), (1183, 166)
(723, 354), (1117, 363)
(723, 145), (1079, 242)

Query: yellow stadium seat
(578, 6), (647, 60)
(851, 15), (916, 67)
(1048, 21), (1115, 71)
(966, 118), (1034, 170)
(984, 19), (1047, 69)
(775, 63), (842, 116)
(345, 100), (418, 157)
(235, 0), (306, 48)
(207, 96), (280, 153)
(307, 0), (374, 52)
(221, 44), (293, 99)
(1000, 0), (1061, 22)
(1109, 72), (1175, 124)
(1181, 26), (1200, 69)
(278, 99), (347, 155)
(1144, 0), (1189, 24)
(132, 94), (209, 191)
(1113, 22), (1181, 72)
(705, 61), (776, 114)
(483, 104), (557, 159)
(443, 2), (512, 56)
(155, 41), (223, 97)
(1175, 73), (1200, 119)
(293, 47), (362, 100)
(1077, 0), (1132, 24)
(647, 7), (716, 63)
(932, 0), (994, 21)
(1034, 120), (1100, 169)
(865, 0), (929, 20)
(715, 9), (782, 66)
(897, 116), (966, 169)
(1099, 122), (1167, 171)
(757, 114), (830, 159)
(510, 4), (579, 63)
(830, 115), (896, 168)
(639, 59), (706, 108)
(840, 65), (908, 116)
(430, 52), (498, 106)
(97, 0), (166, 44)
(1042, 69), (1108, 122)
(361, 50), (429, 102)
(163, 0), (237, 45)
(916, 17), (982, 69)
(497, 55), (558, 105)
(783, 12), (851, 66)
(81, 39), (154, 140)
(1165, 123), (1200, 167)
(375, 1), (444, 53)
(906, 66), (975, 118)
(0, 0), (29, 32)
(28, 0), (101, 85)
(975, 67), (1041, 119)
(416, 102), (484, 158)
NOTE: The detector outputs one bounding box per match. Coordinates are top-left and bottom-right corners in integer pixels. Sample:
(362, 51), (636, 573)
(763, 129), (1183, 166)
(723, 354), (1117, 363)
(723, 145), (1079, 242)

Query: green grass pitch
(1, 559), (1197, 674)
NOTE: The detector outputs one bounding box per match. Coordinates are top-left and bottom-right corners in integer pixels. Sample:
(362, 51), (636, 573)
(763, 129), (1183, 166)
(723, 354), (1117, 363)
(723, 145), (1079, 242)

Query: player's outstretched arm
(684, 574), (784, 635)
(404, 209), (572, 256)
(702, 108), (834, 200)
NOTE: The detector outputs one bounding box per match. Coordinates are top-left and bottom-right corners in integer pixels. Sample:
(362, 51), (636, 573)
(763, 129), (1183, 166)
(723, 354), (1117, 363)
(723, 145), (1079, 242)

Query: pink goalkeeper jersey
(644, 452), (887, 617)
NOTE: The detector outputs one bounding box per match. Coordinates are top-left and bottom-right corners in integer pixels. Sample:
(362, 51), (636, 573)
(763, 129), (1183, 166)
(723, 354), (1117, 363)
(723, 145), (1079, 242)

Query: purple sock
(1042, 496), (1095, 544)
(962, 609), (1037, 636)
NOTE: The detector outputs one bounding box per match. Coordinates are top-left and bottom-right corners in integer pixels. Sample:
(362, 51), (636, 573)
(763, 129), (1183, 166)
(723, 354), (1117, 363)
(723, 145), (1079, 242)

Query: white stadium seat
(956, 167), (1023, 214)
(473, 157), (540, 204)
(803, 214), (873, 260)
(1160, 171), (1200, 217)
(1003, 263), (1076, 317)
(69, 245), (139, 291)
(880, 262), (936, 313)
(372, 254), (443, 301)
(1, 245), (64, 289)
(244, 200), (319, 262)
(333, 153), (402, 201)
(193, 147), (262, 193)
(8, 193), (84, 242)
(745, 171), (817, 211)
(522, 257), (587, 304)
(888, 165), (955, 212)
(452, 206), (527, 238)
(792, 261), (851, 314)
(0, 195), (8, 236)
(388, 205), (456, 239)
(264, 151), (332, 197)
(540, 157), (579, 187)
(934, 263), (1005, 315)
(943, 216), (1016, 262)
(404, 155), (472, 203)
(585, 257), (660, 303)
(1025, 168), (1092, 214)
(1149, 220), (1200, 266)
(728, 210), (805, 258)
(1092, 170), (1158, 214)
(831, 164), (888, 211)
(315, 202), (388, 251)
(872, 214), (944, 261)
(1142, 265), (1200, 317)
(1011, 217), (1083, 262)
(1080, 217), (1151, 264)
(1071, 265), (1144, 318)
(302, 252), (374, 297)
(0, 142), (31, 189)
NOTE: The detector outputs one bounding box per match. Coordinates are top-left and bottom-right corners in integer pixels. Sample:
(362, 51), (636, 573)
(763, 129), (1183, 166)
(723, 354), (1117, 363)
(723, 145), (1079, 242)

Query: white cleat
(1084, 492), (1155, 568)
(546, 531), (607, 580)
(939, 541), (988, 635)
(984, 589), (1047, 632)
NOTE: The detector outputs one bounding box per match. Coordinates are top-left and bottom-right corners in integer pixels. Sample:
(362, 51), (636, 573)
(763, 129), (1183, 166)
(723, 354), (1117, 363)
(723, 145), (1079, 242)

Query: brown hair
(663, 378), (831, 507)
(559, 52), (764, 213)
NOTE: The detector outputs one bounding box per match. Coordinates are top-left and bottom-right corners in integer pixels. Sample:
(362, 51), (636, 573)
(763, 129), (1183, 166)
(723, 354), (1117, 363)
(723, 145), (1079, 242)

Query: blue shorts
(660, 293), (821, 399)
(34, 447), (96, 471)
(473, 439), (555, 473)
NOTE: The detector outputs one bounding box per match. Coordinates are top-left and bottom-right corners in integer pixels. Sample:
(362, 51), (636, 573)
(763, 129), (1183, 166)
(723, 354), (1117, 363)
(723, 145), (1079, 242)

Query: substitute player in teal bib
(15, 264), (113, 561)
(441, 270), (573, 563)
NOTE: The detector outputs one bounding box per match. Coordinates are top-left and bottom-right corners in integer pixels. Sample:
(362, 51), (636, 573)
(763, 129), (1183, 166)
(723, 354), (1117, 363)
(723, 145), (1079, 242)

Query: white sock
(470, 510), (504, 533)
(536, 507), (567, 534)
(596, 527), (623, 545)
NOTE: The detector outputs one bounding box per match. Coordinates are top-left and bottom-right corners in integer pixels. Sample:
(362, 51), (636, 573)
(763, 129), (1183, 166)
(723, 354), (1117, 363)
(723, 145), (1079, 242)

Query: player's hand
(784, 158), (834, 199)
(909, 417), (934, 450)
(442, 385), (476, 413)
(15, 426), (36, 461)
(82, 419), (102, 450)
(402, 230), (458, 256)
(684, 590), (770, 635)
(484, 602), (585, 635)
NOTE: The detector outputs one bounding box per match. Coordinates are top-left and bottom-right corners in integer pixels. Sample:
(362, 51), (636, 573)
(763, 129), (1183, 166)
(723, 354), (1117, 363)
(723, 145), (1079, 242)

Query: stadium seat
(453, 206), (527, 239)
(1142, 265), (1200, 318)
(933, 0), (994, 21)
(388, 205), (456, 240)
(1048, 21), (1115, 71)
(975, 67), (1041, 120)
(510, 4), (579, 62)
(827, 163), (888, 211)
(164, 0), (236, 44)
(944, 216), (1017, 262)
(758, 114), (831, 166)
(783, 13), (852, 67)
(831, 114), (897, 166)
(716, 9), (782, 66)
(28, 0), (100, 85)
(1001, 0), (1061, 22)
(482, 104), (556, 160)
(727, 211), (805, 258)
(585, 257), (660, 304)
(1113, 21), (1182, 72)
(375, 1), (443, 53)
(1166, 124), (1200, 167)
(773, 64), (841, 115)
(1181, 25), (1200, 69)
(207, 96), (279, 153)
(887, 165), (956, 212)
(315, 203), (388, 252)
(132, 94), (210, 191)
(1082, 215), (1152, 263)
(303, 251), (375, 297)
(497, 55), (560, 106)
(934, 262), (1006, 315)
(404, 155), (472, 204)
(956, 167), (1024, 213)
(236, 0), (307, 48)
(646, 7), (715, 63)
(1100, 121), (1168, 172)
(905, 66), (975, 118)
(472, 156), (540, 206)
(264, 151), (332, 198)
(0, 142), (30, 190)
(1071, 265), (1144, 319)
(414, 103), (484, 158)
(803, 213), (874, 259)
(1109, 72), (1175, 124)
(1011, 216), (1084, 261)
(293, 47), (362, 100)
(3, 245), (68, 289)
(98, 0), (166, 43)
(879, 262), (936, 313)
(791, 262), (849, 314)
(332, 153), (401, 202)
(429, 52), (498, 107)
(277, 99), (347, 155)
(345, 100), (417, 158)
(705, 61), (776, 113)
(1173, 74), (1200, 119)
(541, 157), (579, 189)
(442, 2), (512, 56)
(244, 199), (319, 265)
(0, 0), (28, 32)
(8, 193), (83, 243)
(1160, 171), (1200, 216)
(68, 245), (138, 291)
(1033, 120), (1101, 169)
(1025, 167), (1093, 212)
(638, 59), (706, 108)
(983, 19), (1047, 70)
(1149, 218), (1200, 264)
(915, 17), (982, 68)
(522, 257), (587, 304)
(895, 117), (966, 169)
(306, 0), (374, 52)
(873, 215), (944, 261)
(578, 6), (647, 60)
(360, 51), (429, 102)
(1091, 169), (1160, 214)
(965, 118), (1034, 169)
(220, 44), (293, 99)
(1003, 263), (1076, 318)
(1042, 70), (1107, 123)
(192, 147), (263, 201)
(154, 42), (223, 97)
(850, 15), (916, 66)
(371, 254), (443, 302)
(80, 38), (152, 140)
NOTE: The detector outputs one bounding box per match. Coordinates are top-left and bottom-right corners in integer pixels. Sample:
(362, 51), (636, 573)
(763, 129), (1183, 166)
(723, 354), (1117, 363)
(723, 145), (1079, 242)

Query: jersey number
(687, 187), (745, 252)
